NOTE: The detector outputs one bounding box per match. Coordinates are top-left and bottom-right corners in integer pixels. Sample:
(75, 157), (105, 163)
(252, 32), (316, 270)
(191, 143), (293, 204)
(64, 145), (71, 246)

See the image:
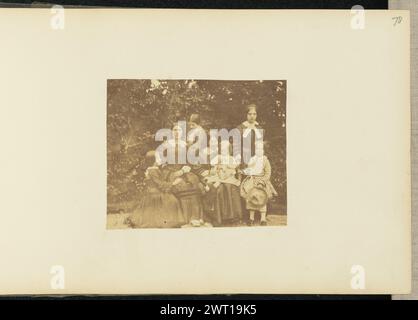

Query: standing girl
(161, 124), (204, 225)
(207, 140), (243, 226)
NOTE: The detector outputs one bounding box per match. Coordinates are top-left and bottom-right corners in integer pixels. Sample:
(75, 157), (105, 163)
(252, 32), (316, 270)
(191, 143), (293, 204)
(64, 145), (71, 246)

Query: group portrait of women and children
(107, 80), (286, 229)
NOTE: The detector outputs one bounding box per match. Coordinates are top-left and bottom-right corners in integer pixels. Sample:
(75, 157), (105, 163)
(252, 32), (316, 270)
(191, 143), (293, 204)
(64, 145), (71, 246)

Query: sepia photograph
(107, 80), (287, 229)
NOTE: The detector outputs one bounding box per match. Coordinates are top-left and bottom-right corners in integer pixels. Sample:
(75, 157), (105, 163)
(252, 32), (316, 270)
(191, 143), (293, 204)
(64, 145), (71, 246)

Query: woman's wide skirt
(130, 192), (186, 228)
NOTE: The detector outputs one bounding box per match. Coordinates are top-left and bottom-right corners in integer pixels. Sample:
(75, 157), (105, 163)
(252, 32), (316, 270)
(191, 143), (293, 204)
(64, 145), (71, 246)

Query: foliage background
(107, 80), (286, 214)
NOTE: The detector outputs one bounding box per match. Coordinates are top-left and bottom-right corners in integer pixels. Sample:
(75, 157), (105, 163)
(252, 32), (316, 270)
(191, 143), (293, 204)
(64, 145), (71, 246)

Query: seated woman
(128, 150), (186, 228)
(205, 140), (242, 226)
(237, 104), (264, 164)
(236, 103), (264, 222)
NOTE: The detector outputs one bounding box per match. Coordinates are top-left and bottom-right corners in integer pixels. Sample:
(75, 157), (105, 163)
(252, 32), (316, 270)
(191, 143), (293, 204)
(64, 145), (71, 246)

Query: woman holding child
(237, 104), (277, 226)
(207, 140), (243, 225)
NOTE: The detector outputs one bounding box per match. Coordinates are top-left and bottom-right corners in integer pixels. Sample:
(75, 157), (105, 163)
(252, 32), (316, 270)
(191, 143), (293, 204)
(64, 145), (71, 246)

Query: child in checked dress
(240, 143), (277, 226)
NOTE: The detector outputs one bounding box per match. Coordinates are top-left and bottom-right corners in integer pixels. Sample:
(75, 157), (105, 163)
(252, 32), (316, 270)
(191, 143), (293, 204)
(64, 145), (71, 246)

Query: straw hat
(247, 187), (268, 209)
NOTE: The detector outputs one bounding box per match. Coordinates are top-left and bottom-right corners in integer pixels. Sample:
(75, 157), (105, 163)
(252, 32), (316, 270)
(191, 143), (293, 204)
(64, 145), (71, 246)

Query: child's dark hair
(189, 113), (201, 125)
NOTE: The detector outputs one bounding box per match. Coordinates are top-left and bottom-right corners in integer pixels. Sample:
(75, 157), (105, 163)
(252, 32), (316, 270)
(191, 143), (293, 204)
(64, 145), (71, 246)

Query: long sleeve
(262, 157), (272, 181)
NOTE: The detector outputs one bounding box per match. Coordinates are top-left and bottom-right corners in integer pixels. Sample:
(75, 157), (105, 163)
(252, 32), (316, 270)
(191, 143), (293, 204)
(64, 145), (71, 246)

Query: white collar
(242, 121), (259, 127)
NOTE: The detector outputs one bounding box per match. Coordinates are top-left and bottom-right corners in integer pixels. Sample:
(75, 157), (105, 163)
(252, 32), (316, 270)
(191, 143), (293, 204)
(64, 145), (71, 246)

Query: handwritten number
(392, 16), (403, 26)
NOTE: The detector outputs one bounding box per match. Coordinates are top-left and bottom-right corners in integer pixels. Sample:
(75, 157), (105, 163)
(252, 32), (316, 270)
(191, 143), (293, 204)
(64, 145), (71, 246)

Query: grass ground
(107, 213), (287, 229)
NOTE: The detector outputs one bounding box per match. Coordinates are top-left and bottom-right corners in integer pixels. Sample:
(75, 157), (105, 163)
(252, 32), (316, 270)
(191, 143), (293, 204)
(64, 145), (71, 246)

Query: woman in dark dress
(129, 151), (186, 228)
(186, 114), (218, 225)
